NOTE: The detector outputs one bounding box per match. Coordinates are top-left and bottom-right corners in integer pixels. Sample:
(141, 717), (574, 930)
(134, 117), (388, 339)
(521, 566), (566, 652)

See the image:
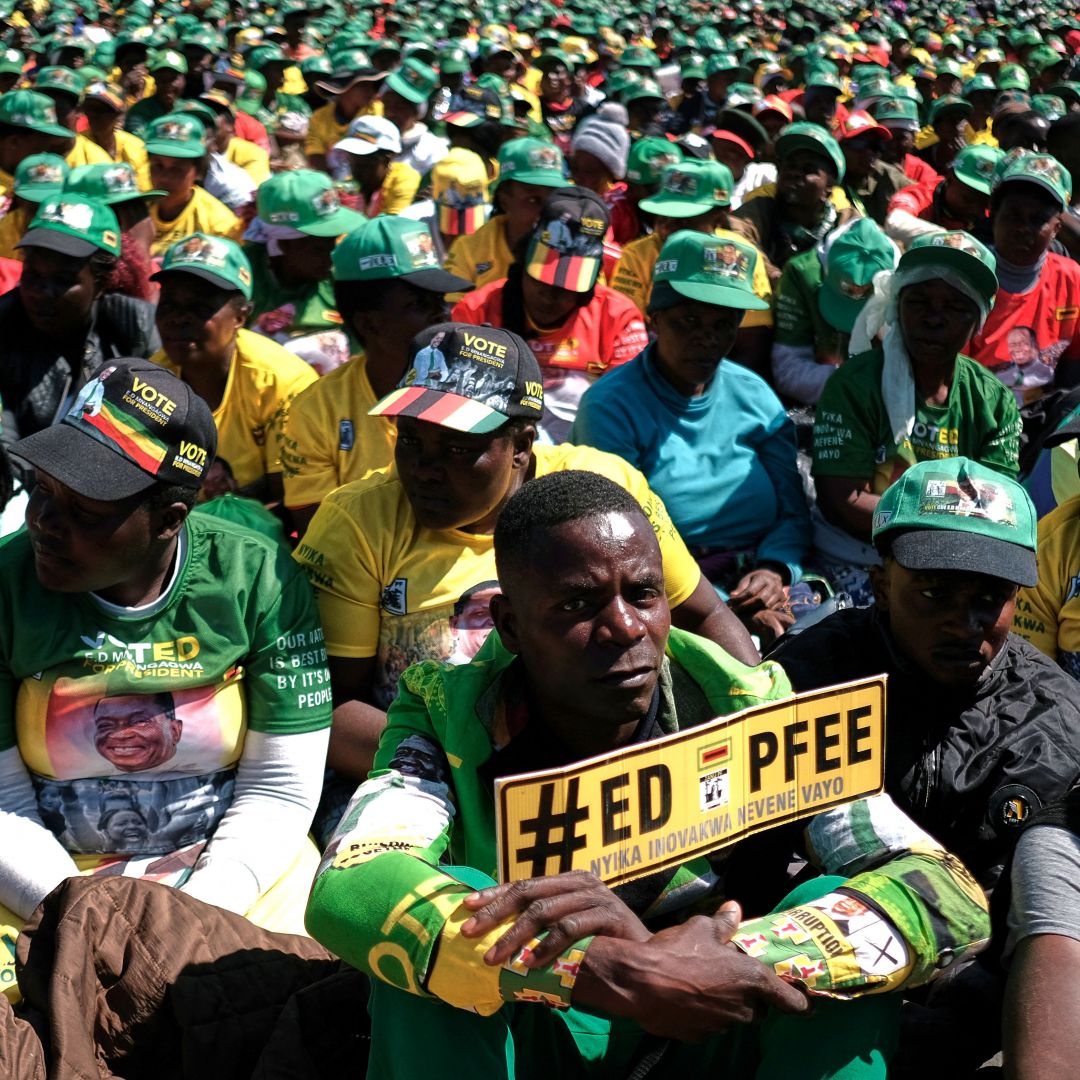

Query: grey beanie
(570, 102), (631, 180)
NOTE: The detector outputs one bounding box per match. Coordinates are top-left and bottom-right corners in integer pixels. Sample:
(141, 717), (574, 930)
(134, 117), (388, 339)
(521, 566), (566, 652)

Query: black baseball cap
(369, 322), (543, 433)
(12, 359), (218, 500)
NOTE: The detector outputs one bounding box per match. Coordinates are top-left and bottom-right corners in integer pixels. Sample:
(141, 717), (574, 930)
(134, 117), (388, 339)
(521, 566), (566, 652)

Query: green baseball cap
(951, 145), (1005, 195)
(899, 231), (999, 315)
(143, 114), (207, 159)
(929, 95), (972, 125)
(256, 169), (365, 237)
(147, 47), (188, 75)
(649, 229), (769, 312)
(247, 43), (289, 70)
(818, 218), (897, 333)
(806, 68), (844, 93)
(875, 97), (921, 132)
(776, 121), (846, 182)
(0, 48), (23, 76)
(63, 161), (165, 204)
(623, 76), (666, 105)
(13, 153), (68, 202)
(173, 99), (218, 127)
(1049, 82), (1080, 109)
(625, 137), (683, 185)
(439, 43), (470, 75)
(620, 44), (660, 70)
(994, 151), (1072, 210)
(639, 159), (734, 217)
(33, 65), (83, 98)
(494, 137), (566, 189)
(997, 63), (1030, 91)
(871, 457), (1037, 587)
(963, 73), (997, 97)
(0, 90), (72, 138)
(18, 193), (120, 258)
(332, 215), (472, 291)
(152, 233), (253, 298)
(680, 53), (707, 80)
(706, 51), (741, 77)
(385, 57), (438, 105)
(1032, 94), (1067, 122)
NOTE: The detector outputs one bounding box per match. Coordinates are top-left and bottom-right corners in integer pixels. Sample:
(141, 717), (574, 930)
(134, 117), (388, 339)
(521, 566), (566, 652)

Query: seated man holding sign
(306, 470), (989, 1080)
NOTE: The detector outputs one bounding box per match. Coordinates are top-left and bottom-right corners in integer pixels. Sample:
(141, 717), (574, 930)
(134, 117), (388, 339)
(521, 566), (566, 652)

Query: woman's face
(149, 154), (198, 198)
(651, 299), (741, 394)
(498, 180), (551, 237)
(778, 149), (833, 208)
(522, 273), (583, 329)
(156, 274), (244, 367)
(993, 186), (1062, 267)
(898, 278), (980, 366)
(20, 247), (99, 335)
(275, 234), (336, 282)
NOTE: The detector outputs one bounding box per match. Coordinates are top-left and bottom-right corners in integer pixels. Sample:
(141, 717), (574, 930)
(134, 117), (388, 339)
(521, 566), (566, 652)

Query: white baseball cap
(334, 115), (402, 156)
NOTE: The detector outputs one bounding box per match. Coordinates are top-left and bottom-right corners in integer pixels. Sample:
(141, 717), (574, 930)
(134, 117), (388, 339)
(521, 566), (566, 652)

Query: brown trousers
(0, 877), (371, 1080)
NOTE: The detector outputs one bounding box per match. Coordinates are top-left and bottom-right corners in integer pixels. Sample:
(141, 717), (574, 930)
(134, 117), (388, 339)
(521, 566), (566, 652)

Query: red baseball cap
(837, 110), (892, 142)
(704, 128), (755, 159)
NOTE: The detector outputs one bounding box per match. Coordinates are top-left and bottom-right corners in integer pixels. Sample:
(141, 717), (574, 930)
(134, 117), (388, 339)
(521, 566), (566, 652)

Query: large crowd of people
(0, 2), (1078, 1077)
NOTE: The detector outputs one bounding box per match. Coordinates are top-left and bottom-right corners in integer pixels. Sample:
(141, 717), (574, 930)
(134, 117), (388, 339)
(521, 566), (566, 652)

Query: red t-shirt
(452, 280), (648, 441)
(234, 111), (271, 154)
(968, 253), (1080, 401)
(902, 154), (941, 189)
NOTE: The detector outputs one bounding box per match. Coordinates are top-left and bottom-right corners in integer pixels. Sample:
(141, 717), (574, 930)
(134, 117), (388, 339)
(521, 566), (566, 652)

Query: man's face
(26, 472), (156, 595)
(276, 234), (336, 282)
(871, 561), (1017, 688)
(496, 511), (671, 728)
(154, 68), (186, 106)
(881, 126), (915, 162)
(569, 148), (611, 193)
(156, 274), (244, 367)
(521, 273), (583, 328)
(778, 149), (833, 207)
(497, 180), (551, 237)
(803, 88), (839, 127)
(394, 416), (532, 532)
(993, 186), (1062, 266)
(943, 177), (989, 224)
(93, 695), (182, 772)
(20, 246), (99, 335)
(841, 134), (883, 185)
(380, 88), (418, 133)
(355, 280), (448, 359)
(449, 584), (500, 658)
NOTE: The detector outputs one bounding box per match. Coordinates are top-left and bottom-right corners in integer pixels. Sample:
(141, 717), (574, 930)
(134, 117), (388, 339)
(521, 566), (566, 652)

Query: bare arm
(327, 655), (385, 781)
(671, 575), (761, 666)
(1004, 934), (1080, 1080)
(815, 475), (879, 544)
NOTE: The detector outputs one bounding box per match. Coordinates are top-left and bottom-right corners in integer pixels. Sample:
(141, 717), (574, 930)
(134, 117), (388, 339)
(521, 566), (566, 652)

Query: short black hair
(143, 480), (199, 514)
(494, 470), (647, 585)
(334, 277), (418, 332)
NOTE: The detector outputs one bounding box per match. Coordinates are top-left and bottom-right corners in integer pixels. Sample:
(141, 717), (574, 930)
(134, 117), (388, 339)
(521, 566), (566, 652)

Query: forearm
(0, 747), (79, 919)
(672, 585), (761, 665)
(328, 699), (387, 780)
(772, 343), (835, 405)
(817, 483), (879, 543)
(885, 208), (942, 247)
(1004, 935), (1080, 1080)
(182, 728), (329, 914)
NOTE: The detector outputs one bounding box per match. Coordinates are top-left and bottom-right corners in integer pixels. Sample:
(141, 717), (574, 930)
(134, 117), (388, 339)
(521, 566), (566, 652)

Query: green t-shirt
(812, 345), (1022, 495)
(773, 246), (849, 361)
(0, 514), (331, 855)
(237, 91), (312, 133)
(247, 242), (345, 339)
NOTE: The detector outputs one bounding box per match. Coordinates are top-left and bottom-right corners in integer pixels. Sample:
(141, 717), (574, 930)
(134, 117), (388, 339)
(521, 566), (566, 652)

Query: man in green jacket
(306, 470), (990, 1080)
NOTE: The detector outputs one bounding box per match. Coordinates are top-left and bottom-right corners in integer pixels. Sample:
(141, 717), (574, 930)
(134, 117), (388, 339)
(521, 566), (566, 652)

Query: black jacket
(768, 607), (1080, 888)
(0, 289), (159, 443)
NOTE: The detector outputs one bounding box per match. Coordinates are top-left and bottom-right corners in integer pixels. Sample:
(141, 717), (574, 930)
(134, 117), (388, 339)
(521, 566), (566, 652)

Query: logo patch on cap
(702, 241), (750, 281)
(102, 165), (137, 191)
(358, 253), (397, 270)
(39, 199), (93, 231)
(919, 476), (1018, 526)
(26, 163), (62, 184)
(527, 146), (560, 169)
(403, 229), (438, 268)
(175, 233), (229, 267)
(839, 279), (873, 299)
(312, 186), (341, 217)
(664, 169), (699, 196)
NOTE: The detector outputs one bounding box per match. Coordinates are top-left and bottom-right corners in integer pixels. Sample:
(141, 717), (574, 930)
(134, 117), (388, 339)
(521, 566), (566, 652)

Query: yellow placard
(495, 677), (886, 887)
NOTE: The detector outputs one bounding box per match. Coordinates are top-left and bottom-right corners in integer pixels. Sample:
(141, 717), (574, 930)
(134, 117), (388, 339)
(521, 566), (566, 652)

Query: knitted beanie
(570, 102), (630, 180)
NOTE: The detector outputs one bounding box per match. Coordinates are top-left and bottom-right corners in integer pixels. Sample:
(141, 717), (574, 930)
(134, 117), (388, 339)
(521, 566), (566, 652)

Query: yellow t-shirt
(281, 353), (397, 509)
(444, 215), (512, 298)
(304, 100), (384, 159)
(0, 167), (12, 202)
(293, 442), (703, 708)
(739, 182), (852, 212)
(65, 133), (112, 169)
(152, 328), (318, 489)
(115, 129), (152, 190)
(149, 185), (243, 257)
(378, 160), (420, 216)
(225, 136), (271, 185)
(1013, 495), (1080, 680)
(611, 228), (774, 328)
(0, 205), (29, 261)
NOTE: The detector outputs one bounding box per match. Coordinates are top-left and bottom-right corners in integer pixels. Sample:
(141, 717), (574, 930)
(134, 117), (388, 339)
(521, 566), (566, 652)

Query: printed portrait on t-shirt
(446, 580), (500, 665)
(90, 691), (183, 773)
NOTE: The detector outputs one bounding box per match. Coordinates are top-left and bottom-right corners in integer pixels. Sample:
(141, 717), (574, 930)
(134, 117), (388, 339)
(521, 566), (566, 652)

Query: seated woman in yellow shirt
(333, 114), (419, 217)
(141, 113), (242, 257)
(0, 152), (68, 261)
(76, 81), (152, 189)
(150, 233), (317, 505)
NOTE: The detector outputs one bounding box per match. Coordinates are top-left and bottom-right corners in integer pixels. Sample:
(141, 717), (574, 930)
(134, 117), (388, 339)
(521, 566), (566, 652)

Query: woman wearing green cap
(244, 169), (365, 373)
(731, 122), (858, 280)
(811, 231), (1022, 605)
(573, 229), (811, 643)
